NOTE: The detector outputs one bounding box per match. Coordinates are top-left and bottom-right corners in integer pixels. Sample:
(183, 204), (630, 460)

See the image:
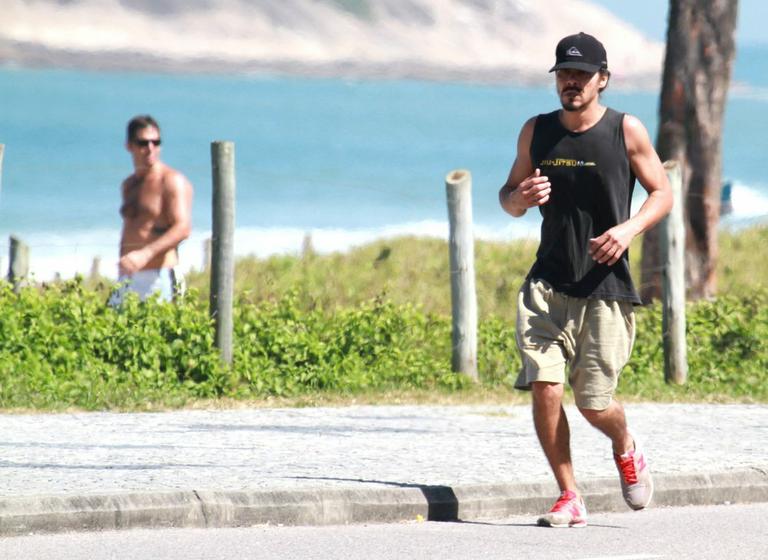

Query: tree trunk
(640, 0), (738, 301)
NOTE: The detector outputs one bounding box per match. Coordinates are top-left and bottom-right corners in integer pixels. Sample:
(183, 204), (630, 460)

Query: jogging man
(498, 32), (672, 527)
(109, 115), (193, 306)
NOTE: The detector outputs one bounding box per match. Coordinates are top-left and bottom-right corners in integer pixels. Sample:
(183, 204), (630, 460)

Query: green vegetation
(185, 235), (541, 322)
(717, 226), (768, 294)
(326, 0), (373, 20)
(1, 226), (767, 411)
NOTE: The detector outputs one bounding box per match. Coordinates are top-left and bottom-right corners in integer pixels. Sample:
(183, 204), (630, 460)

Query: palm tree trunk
(640, 0), (738, 301)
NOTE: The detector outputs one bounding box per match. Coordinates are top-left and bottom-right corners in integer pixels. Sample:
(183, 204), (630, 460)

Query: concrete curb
(1, 468), (766, 536)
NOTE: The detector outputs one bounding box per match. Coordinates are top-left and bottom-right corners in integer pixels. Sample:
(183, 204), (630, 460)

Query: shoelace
(617, 453), (638, 484)
(551, 491), (579, 512)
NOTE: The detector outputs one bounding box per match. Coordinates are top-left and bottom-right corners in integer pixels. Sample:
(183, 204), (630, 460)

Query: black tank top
(528, 108), (640, 303)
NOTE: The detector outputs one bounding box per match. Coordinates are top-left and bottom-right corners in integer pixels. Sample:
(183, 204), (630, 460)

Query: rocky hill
(0, 0), (664, 85)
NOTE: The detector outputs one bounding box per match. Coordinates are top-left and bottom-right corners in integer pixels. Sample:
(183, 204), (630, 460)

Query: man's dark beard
(561, 88), (582, 112)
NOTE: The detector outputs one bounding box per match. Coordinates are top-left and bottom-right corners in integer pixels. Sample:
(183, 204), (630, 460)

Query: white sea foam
(728, 181), (768, 218)
(730, 84), (768, 103)
(720, 181), (768, 232)
(0, 220), (541, 282)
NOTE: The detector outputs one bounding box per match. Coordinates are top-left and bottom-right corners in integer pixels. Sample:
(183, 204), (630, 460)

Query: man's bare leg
(580, 399), (653, 510)
(579, 400), (634, 454)
(532, 381), (578, 493)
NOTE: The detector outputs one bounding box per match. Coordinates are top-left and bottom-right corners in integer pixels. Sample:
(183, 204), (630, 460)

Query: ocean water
(1, 49), (767, 280)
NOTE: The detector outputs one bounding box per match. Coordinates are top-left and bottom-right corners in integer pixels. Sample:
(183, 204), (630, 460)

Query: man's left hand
(589, 224), (635, 266)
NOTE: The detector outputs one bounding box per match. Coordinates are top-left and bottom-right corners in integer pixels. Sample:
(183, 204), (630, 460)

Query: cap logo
(566, 46), (582, 57)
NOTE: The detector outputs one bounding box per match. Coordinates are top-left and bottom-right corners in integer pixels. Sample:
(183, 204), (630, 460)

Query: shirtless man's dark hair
(126, 115), (161, 143)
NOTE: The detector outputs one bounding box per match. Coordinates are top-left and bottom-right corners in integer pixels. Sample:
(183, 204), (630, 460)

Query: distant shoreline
(0, 39), (659, 90)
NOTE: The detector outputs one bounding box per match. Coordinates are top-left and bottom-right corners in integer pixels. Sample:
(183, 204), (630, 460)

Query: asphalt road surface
(1, 502), (766, 559)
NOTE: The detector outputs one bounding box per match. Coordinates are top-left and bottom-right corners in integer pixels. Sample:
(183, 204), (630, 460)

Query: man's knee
(578, 406), (606, 425)
(578, 399), (622, 424)
(532, 381), (564, 407)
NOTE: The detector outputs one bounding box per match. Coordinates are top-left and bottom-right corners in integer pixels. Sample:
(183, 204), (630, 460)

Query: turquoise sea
(1, 46), (767, 279)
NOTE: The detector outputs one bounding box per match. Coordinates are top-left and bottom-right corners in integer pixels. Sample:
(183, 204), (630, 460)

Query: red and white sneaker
(537, 490), (587, 528)
(614, 439), (654, 510)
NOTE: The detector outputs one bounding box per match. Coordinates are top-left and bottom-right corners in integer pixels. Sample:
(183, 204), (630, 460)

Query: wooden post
(445, 169), (478, 381)
(210, 141), (236, 365)
(0, 144), (5, 197)
(661, 160), (687, 384)
(0, 146), (3, 285)
(203, 237), (212, 271)
(301, 232), (314, 259)
(8, 235), (29, 290)
(89, 256), (101, 281)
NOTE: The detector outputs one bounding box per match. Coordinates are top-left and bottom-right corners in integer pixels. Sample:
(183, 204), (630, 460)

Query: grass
(182, 226), (765, 320)
(183, 234), (540, 322)
(717, 226), (768, 294)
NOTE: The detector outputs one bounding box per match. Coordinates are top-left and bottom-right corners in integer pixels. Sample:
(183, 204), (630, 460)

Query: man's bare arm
(498, 117), (551, 217)
(589, 115), (673, 266)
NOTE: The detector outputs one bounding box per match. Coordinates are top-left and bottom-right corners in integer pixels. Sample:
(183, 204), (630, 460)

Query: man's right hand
(500, 168), (552, 216)
(514, 168), (551, 208)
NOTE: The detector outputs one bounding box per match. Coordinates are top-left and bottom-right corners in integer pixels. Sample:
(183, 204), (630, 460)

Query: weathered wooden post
(0, 144), (5, 195)
(0, 146), (4, 285)
(89, 256), (101, 282)
(0, 144), (4, 225)
(210, 141), (236, 365)
(445, 169), (478, 381)
(202, 237), (212, 271)
(8, 235), (29, 290)
(661, 160), (687, 384)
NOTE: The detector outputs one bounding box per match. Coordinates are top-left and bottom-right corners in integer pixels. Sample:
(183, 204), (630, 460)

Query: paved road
(0, 404), (766, 535)
(2, 502), (767, 559)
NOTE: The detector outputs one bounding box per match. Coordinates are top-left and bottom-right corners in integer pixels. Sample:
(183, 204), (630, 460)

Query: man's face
(127, 125), (162, 168)
(555, 69), (607, 112)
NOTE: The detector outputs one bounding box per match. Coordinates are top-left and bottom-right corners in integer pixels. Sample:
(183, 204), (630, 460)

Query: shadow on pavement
(293, 475), (459, 521)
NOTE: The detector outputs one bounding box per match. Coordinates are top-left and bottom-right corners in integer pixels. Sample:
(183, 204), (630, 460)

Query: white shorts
(108, 268), (182, 306)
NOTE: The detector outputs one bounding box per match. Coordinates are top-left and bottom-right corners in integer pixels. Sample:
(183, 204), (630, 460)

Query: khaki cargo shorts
(514, 278), (636, 410)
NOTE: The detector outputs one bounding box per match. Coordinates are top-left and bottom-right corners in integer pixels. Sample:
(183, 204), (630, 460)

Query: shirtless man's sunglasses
(133, 138), (162, 147)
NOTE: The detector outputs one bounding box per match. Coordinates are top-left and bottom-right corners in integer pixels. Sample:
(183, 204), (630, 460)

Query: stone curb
(1, 468), (766, 536)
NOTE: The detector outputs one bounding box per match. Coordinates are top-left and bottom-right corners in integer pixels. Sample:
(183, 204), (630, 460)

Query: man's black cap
(549, 32), (608, 73)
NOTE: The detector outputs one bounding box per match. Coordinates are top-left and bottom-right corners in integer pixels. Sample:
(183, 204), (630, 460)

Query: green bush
(619, 292), (768, 402)
(232, 293), (467, 397)
(3, 229), (768, 410)
(0, 283), (469, 410)
(0, 281), (229, 410)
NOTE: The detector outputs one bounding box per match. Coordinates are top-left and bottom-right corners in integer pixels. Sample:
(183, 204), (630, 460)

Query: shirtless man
(109, 115), (193, 305)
